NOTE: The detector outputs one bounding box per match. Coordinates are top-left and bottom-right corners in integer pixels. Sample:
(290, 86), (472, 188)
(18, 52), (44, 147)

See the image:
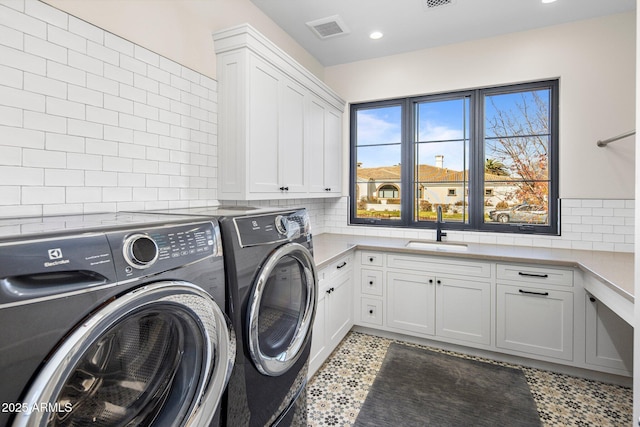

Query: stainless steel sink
(405, 241), (468, 252)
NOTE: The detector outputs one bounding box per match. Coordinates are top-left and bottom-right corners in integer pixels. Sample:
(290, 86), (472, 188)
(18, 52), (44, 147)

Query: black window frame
(349, 80), (559, 235)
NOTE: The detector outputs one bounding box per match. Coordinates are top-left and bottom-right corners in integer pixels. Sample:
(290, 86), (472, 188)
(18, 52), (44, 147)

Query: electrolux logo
(44, 248), (69, 267)
(48, 248), (63, 260)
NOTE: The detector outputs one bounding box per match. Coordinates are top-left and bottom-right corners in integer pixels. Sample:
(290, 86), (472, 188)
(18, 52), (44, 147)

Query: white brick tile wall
(315, 197), (635, 253)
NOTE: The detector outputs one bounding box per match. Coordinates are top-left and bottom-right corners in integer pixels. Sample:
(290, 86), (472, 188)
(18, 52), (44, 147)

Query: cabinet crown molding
(213, 23), (345, 111)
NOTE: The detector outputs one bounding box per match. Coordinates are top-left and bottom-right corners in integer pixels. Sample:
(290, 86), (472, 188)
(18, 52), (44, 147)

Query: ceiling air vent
(306, 15), (350, 39)
(423, 0), (455, 10)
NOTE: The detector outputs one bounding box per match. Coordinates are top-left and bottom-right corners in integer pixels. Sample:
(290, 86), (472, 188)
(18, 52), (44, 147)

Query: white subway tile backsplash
(25, 34), (67, 63)
(24, 110), (66, 133)
(0, 23), (24, 50)
(22, 186), (65, 204)
(0, 165), (44, 185)
(0, 186), (21, 205)
(26, 1), (67, 29)
(0, 125), (45, 149)
(104, 32), (133, 56)
(45, 168), (84, 186)
(48, 25), (85, 53)
(0, 146), (22, 165)
(46, 98), (86, 120)
(68, 16), (102, 43)
(0, 4), (46, 39)
(0, 84), (45, 111)
(86, 40), (117, 65)
(66, 186), (101, 203)
(68, 84), (102, 107)
(67, 118), (102, 138)
(0, 64), (24, 89)
(0, 44), (46, 75)
(104, 125), (133, 143)
(104, 63), (133, 85)
(85, 170), (117, 187)
(103, 156), (132, 172)
(23, 148), (66, 168)
(0, 105), (22, 127)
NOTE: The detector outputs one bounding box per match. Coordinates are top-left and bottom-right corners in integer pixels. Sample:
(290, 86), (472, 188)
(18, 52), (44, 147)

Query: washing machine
(0, 212), (235, 427)
(131, 206), (317, 427)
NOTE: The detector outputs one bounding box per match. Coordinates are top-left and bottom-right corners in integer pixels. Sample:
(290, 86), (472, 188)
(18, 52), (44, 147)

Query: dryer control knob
(275, 215), (289, 235)
(123, 233), (159, 269)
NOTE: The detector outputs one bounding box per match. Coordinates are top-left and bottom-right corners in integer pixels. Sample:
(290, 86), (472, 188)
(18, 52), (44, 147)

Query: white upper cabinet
(213, 24), (345, 200)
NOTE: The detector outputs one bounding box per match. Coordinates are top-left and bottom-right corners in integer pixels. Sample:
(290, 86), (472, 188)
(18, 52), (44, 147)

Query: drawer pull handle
(337, 262), (347, 269)
(326, 287), (335, 294)
(518, 272), (549, 278)
(519, 289), (549, 296)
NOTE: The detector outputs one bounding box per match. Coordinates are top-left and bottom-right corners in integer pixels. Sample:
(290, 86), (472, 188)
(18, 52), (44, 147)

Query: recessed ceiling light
(369, 31), (384, 40)
(541, 0), (557, 3)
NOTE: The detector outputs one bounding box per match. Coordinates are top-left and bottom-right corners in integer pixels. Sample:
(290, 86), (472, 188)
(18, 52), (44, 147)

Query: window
(350, 80), (559, 235)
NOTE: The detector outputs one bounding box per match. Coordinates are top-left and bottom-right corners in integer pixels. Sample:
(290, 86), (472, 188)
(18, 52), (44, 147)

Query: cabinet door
(436, 277), (491, 345)
(279, 77), (306, 193)
(496, 284), (573, 360)
(248, 55), (280, 193)
(585, 295), (633, 374)
(387, 271), (435, 335)
(326, 271), (353, 345)
(322, 107), (342, 194)
(307, 98), (326, 194)
(309, 284), (327, 377)
(307, 97), (342, 195)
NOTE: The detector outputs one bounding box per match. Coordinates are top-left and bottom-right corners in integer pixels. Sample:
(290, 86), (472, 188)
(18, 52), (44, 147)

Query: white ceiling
(250, 0), (636, 66)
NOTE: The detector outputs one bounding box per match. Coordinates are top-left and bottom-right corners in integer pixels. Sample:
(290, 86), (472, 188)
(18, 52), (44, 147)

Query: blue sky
(355, 89), (550, 173)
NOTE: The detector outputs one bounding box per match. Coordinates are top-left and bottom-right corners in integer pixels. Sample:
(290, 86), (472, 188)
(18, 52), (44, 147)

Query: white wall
(41, 0), (324, 80)
(325, 12), (636, 201)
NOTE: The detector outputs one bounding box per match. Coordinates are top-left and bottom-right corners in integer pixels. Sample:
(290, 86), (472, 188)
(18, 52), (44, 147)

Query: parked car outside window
(489, 204), (548, 224)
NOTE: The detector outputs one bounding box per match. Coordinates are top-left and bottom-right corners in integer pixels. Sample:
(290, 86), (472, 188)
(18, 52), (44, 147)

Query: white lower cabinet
(386, 271), (491, 345)
(585, 294), (633, 375)
(496, 284), (574, 360)
(309, 255), (353, 378)
(436, 276), (491, 345)
(387, 271), (436, 335)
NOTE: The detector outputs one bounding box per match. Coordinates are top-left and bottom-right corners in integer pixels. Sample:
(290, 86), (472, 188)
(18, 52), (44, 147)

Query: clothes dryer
(0, 213), (235, 427)
(130, 207), (317, 427)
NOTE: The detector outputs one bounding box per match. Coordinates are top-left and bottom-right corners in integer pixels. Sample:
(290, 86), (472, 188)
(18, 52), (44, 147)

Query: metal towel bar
(596, 130), (635, 147)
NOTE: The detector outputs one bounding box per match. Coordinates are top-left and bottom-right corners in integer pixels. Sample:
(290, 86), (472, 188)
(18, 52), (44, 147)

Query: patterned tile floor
(307, 331), (632, 426)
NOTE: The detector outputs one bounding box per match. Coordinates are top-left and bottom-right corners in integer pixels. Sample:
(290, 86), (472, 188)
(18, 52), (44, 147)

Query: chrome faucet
(436, 205), (447, 242)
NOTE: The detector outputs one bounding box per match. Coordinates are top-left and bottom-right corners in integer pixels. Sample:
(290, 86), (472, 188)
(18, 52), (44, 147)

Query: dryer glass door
(248, 242), (317, 376)
(13, 282), (234, 427)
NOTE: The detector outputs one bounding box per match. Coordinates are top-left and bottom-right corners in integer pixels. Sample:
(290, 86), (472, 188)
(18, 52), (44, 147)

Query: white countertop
(312, 233), (634, 302)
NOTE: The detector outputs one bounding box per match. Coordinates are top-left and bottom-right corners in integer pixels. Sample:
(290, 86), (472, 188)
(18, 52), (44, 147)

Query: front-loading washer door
(12, 281), (235, 427)
(247, 242), (317, 377)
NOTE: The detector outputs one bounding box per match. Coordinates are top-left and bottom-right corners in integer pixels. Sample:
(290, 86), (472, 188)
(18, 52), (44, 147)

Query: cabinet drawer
(319, 254), (353, 282)
(497, 263), (573, 287)
(361, 269), (383, 296)
(360, 298), (383, 326)
(387, 253), (491, 278)
(361, 251), (383, 267)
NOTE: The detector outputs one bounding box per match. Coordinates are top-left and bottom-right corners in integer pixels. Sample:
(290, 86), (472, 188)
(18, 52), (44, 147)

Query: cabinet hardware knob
(337, 262), (347, 269)
(326, 289), (331, 294)
(369, 309), (374, 314)
(589, 296), (596, 303)
(437, 280), (441, 284)
(369, 281), (374, 285)
(518, 272), (549, 278)
(429, 279), (433, 284)
(369, 257), (374, 262)
(518, 289), (549, 296)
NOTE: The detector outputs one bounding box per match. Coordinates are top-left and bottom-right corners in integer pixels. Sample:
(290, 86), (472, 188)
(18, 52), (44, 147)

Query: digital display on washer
(108, 222), (219, 280)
